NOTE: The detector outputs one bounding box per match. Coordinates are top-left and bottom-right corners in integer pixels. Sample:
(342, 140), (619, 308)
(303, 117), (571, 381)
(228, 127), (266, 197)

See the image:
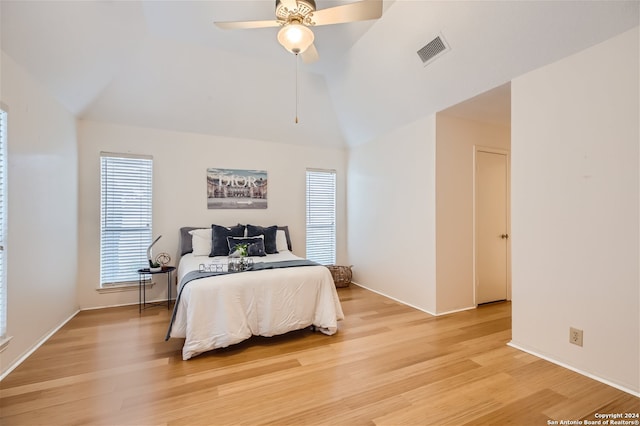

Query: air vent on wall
(417, 34), (450, 66)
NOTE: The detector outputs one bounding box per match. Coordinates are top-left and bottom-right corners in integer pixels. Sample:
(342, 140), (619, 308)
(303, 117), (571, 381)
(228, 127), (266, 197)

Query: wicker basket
(326, 265), (353, 288)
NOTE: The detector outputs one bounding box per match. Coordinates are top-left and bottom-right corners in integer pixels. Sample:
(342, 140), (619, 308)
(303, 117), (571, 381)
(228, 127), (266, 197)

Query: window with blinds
(306, 169), (336, 265)
(100, 153), (153, 286)
(0, 109), (7, 338)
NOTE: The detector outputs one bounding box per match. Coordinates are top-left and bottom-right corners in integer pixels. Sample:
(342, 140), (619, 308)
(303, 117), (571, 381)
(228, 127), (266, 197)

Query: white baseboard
(0, 309), (80, 382)
(80, 298), (176, 311)
(508, 341), (640, 398)
(350, 281), (474, 317)
(350, 281), (437, 316)
(436, 305), (478, 316)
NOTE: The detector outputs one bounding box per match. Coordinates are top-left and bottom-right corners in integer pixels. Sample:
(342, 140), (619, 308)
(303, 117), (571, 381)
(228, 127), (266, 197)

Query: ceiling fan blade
(311, 0), (382, 26)
(301, 43), (319, 64)
(214, 19), (280, 30)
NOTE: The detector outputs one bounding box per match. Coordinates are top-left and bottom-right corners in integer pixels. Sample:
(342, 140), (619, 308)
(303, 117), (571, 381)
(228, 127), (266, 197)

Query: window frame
(305, 168), (337, 265)
(100, 152), (153, 287)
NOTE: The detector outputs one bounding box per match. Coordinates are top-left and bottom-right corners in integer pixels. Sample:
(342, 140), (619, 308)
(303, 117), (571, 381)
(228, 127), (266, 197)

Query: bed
(166, 225), (344, 360)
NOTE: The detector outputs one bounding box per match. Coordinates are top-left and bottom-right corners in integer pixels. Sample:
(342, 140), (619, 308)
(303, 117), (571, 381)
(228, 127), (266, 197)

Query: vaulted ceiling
(1, 1), (638, 148)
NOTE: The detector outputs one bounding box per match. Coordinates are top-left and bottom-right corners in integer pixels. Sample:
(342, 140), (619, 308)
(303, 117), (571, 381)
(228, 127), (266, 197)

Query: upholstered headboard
(179, 225), (293, 257)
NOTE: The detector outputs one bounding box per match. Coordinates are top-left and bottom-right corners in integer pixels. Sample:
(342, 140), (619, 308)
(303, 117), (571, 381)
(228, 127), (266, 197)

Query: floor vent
(417, 34), (450, 66)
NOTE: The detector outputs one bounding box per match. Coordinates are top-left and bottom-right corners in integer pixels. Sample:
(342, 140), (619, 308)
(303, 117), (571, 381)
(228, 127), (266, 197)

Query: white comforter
(169, 252), (344, 360)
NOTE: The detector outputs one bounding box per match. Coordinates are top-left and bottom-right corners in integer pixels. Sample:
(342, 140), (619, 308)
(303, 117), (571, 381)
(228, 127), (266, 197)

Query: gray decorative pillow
(246, 224), (278, 254)
(277, 226), (292, 251)
(179, 226), (206, 256)
(210, 224), (246, 257)
(227, 236), (266, 257)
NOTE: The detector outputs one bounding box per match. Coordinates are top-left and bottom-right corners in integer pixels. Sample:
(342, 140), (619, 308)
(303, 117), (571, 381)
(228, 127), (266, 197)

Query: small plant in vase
(229, 244), (252, 272)
(230, 243), (248, 258)
(149, 260), (162, 273)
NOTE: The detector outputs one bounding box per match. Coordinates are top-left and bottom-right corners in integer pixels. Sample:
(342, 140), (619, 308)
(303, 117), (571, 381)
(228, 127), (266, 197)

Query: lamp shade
(277, 23), (314, 55)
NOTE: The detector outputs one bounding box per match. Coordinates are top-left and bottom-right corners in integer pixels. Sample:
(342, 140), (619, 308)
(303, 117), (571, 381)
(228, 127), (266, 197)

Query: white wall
(511, 27), (639, 393)
(346, 112), (510, 316)
(347, 115), (437, 314)
(77, 120), (347, 309)
(435, 114), (510, 313)
(0, 52), (79, 377)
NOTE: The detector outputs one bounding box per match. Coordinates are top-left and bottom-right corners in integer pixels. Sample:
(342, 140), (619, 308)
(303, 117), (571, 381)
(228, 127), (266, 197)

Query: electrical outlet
(570, 327), (583, 347)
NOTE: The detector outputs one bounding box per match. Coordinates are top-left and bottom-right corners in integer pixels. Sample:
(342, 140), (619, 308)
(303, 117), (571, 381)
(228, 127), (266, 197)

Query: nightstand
(137, 266), (176, 313)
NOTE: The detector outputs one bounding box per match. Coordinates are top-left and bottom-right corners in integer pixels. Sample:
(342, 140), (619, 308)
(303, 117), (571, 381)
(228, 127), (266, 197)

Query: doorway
(474, 147), (510, 305)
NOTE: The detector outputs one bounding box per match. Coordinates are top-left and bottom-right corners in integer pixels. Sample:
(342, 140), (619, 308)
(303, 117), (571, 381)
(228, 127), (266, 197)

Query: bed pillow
(210, 224), (246, 257)
(180, 226), (207, 256)
(246, 224), (278, 254)
(189, 228), (212, 256)
(276, 229), (289, 252)
(227, 236), (267, 257)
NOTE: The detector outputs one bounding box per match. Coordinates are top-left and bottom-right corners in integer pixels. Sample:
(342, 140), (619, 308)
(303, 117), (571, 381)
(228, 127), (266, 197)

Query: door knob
(500, 234), (509, 239)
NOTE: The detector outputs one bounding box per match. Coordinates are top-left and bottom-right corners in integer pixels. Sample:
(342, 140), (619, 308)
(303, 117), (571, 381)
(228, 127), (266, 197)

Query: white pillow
(189, 228), (212, 256)
(276, 229), (289, 252)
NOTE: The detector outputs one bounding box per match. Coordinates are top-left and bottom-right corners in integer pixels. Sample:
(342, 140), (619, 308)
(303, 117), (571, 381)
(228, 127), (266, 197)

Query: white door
(475, 150), (509, 304)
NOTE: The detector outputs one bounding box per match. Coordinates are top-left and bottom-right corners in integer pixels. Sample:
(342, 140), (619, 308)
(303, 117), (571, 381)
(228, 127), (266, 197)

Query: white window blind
(100, 153), (153, 286)
(306, 169), (336, 265)
(0, 109), (7, 338)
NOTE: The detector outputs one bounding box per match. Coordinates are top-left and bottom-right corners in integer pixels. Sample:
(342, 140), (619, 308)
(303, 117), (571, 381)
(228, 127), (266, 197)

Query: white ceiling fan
(214, 0), (383, 63)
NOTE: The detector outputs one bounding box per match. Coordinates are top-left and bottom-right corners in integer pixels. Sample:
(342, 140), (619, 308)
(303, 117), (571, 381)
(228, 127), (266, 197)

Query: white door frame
(473, 146), (511, 305)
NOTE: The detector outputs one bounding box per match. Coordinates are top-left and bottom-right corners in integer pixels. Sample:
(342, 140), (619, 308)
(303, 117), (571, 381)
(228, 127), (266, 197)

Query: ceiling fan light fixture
(277, 23), (314, 54)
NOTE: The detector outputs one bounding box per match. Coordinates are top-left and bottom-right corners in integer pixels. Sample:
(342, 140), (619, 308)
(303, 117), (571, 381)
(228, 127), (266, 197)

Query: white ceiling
(1, 1), (638, 148)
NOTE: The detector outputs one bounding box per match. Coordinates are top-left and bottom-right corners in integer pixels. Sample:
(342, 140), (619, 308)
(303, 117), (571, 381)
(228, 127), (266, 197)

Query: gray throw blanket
(165, 259), (320, 340)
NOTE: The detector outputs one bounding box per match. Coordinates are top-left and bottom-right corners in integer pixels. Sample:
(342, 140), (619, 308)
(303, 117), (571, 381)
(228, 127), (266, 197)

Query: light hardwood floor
(1, 285), (638, 425)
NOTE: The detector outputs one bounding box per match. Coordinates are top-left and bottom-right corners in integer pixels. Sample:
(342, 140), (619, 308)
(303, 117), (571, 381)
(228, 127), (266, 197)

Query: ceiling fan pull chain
(295, 53), (299, 124)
